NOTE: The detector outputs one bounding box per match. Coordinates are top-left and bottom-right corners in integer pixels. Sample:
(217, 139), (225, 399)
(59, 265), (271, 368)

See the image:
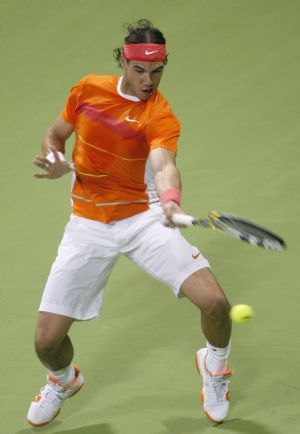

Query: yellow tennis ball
(230, 304), (253, 323)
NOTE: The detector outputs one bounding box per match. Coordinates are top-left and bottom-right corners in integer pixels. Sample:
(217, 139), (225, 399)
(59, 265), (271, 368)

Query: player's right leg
(27, 215), (120, 427)
(27, 312), (84, 427)
(34, 311), (74, 370)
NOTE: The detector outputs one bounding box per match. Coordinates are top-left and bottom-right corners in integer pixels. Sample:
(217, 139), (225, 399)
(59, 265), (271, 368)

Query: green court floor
(1, 1), (299, 433)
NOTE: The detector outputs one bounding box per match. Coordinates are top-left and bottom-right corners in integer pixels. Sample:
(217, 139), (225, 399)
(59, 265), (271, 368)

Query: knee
(181, 268), (231, 318)
(203, 292), (231, 319)
(34, 329), (62, 357)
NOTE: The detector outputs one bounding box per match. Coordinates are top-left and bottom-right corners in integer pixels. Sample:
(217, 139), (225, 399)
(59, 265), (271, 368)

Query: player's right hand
(33, 148), (75, 179)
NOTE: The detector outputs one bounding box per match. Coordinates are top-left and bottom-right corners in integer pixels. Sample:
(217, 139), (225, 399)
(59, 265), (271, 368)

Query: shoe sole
(27, 382), (84, 427)
(27, 409), (61, 428)
(195, 351), (224, 425)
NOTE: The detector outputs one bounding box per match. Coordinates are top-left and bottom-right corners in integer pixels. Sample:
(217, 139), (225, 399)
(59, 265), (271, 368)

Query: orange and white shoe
(195, 348), (233, 424)
(27, 365), (84, 427)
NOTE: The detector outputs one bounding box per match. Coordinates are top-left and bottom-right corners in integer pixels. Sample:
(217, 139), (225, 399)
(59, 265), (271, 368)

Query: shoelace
(210, 377), (230, 403)
(35, 385), (62, 409)
(44, 382), (65, 399)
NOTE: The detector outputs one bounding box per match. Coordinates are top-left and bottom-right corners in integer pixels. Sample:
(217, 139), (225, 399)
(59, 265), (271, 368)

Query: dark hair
(113, 18), (167, 66)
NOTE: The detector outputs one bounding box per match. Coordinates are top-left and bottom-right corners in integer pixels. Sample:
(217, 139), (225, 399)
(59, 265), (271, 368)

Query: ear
(120, 54), (128, 69)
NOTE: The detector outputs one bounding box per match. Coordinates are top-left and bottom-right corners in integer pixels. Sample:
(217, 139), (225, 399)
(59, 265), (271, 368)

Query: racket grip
(172, 213), (196, 226)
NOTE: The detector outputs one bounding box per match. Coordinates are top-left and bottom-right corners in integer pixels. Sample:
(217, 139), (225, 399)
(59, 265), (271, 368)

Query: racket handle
(172, 213), (196, 226)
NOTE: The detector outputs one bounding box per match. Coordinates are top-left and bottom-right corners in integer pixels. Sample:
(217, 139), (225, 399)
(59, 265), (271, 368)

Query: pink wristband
(160, 188), (181, 206)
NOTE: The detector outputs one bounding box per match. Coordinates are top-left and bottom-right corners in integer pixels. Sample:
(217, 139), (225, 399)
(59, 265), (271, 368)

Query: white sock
(206, 340), (231, 374)
(49, 364), (75, 386)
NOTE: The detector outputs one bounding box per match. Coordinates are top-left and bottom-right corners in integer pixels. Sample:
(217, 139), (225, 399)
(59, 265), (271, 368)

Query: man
(27, 19), (232, 427)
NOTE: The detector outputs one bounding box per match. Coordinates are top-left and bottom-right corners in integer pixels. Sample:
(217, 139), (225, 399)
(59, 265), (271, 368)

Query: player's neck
(117, 76), (140, 102)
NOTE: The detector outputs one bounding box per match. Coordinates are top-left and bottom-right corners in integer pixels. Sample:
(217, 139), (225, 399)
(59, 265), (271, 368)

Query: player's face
(121, 59), (165, 101)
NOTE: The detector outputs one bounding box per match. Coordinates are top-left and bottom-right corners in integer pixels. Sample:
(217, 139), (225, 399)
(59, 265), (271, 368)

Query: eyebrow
(153, 66), (164, 72)
(133, 66), (145, 71)
(133, 65), (164, 72)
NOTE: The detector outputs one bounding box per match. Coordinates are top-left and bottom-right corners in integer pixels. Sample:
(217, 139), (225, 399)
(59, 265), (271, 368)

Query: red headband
(124, 44), (166, 62)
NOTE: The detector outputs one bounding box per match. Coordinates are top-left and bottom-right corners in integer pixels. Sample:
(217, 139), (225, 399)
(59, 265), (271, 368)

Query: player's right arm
(33, 115), (75, 179)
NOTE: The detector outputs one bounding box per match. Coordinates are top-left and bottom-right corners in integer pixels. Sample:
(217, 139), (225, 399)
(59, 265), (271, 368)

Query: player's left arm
(150, 147), (184, 227)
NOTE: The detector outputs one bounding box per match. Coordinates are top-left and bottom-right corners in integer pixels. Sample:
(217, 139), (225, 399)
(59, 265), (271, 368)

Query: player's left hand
(162, 201), (186, 228)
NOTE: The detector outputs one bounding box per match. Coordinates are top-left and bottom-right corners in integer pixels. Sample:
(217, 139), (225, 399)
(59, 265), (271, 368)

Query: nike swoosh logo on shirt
(145, 50), (158, 55)
(125, 116), (141, 123)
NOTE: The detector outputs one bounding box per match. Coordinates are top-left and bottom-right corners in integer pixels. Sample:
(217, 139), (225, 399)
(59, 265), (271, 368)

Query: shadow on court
(163, 417), (278, 434)
(15, 422), (115, 434)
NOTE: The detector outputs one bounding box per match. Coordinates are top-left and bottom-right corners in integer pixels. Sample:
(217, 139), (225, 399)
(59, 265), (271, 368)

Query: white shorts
(39, 205), (210, 320)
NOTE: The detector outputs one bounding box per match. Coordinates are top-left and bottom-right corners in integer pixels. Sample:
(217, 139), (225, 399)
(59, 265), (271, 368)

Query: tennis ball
(230, 304), (253, 323)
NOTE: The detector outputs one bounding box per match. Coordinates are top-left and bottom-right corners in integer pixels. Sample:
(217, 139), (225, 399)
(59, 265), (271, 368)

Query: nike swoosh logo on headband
(145, 50), (158, 55)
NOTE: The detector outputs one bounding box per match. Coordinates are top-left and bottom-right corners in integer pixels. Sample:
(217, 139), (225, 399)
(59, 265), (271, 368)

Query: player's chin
(139, 88), (154, 100)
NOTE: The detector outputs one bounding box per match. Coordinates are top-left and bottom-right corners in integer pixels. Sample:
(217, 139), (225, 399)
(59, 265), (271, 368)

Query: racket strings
(208, 215), (285, 251)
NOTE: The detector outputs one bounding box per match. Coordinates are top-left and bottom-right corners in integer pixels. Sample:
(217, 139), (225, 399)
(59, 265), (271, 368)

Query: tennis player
(27, 19), (233, 427)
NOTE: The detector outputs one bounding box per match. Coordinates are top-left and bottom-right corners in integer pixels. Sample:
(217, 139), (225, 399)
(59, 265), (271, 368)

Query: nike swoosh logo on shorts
(145, 50), (158, 55)
(125, 116), (140, 123)
(192, 252), (201, 259)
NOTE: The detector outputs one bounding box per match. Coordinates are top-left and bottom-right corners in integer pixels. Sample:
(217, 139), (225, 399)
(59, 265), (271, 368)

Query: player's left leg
(123, 206), (233, 424)
(180, 267), (231, 348)
(180, 268), (233, 424)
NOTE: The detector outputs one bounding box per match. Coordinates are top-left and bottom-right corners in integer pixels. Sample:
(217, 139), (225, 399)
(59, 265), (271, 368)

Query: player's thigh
(126, 216), (210, 295)
(39, 215), (119, 321)
(180, 267), (230, 313)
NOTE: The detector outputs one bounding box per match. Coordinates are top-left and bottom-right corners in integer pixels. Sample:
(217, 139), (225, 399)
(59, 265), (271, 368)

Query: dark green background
(1, 1), (299, 433)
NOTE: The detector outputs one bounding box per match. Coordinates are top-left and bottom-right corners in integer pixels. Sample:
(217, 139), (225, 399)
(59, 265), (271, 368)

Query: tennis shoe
(195, 348), (233, 424)
(27, 364), (84, 427)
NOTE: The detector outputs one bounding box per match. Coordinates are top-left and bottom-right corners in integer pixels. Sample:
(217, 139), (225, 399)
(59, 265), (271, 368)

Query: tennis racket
(172, 211), (286, 251)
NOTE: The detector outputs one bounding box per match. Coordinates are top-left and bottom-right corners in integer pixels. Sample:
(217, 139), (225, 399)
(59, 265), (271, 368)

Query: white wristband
(46, 151), (66, 163)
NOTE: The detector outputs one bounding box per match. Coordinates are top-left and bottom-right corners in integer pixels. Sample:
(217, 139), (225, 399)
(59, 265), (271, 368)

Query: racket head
(200, 211), (287, 251)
